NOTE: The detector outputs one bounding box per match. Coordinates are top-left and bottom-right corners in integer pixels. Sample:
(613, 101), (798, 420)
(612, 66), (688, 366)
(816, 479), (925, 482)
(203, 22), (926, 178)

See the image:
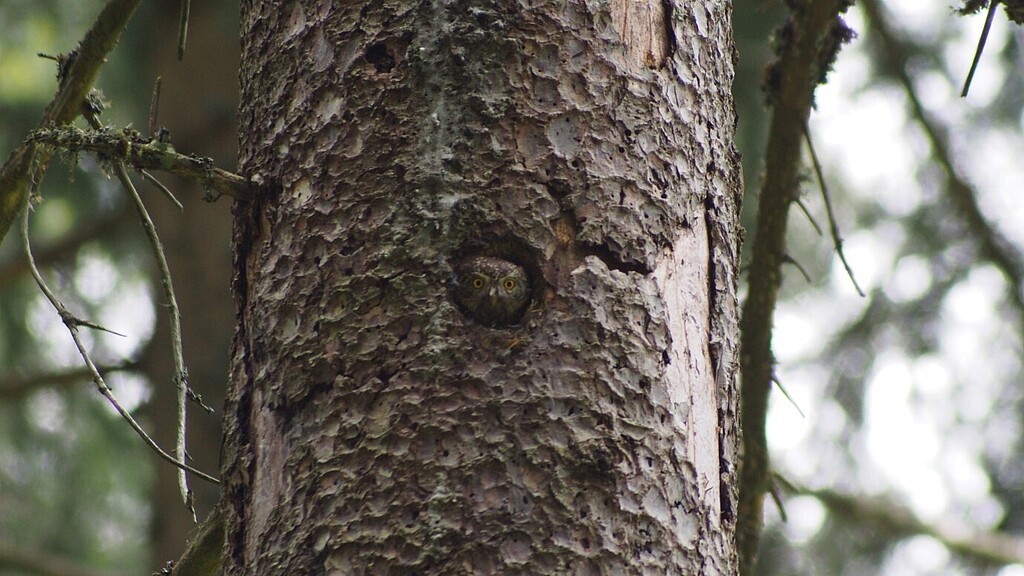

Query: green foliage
(0, 1), (159, 573)
(0, 1), (111, 103)
(0, 387), (153, 570)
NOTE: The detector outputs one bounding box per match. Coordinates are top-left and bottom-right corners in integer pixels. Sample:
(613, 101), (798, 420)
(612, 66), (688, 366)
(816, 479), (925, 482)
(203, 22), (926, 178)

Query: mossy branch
(27, 126), (251, 201)
(737, 1), (856, 573)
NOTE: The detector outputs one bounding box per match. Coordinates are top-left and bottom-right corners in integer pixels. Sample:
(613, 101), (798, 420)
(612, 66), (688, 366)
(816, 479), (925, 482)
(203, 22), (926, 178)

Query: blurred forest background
(1, 1), (1023, 574)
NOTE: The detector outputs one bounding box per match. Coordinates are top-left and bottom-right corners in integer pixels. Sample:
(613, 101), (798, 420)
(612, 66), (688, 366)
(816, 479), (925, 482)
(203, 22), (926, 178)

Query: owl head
(453, 256), (530, 327)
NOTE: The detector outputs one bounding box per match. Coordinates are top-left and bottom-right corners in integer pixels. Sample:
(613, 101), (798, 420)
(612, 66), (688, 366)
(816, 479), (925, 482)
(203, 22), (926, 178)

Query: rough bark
(224, 0), (741, 573)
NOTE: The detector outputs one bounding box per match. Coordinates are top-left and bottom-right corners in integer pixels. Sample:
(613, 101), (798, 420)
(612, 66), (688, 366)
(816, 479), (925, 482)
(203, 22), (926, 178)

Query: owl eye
(472, 277), (485, 289)
(503, 279), (516, 291)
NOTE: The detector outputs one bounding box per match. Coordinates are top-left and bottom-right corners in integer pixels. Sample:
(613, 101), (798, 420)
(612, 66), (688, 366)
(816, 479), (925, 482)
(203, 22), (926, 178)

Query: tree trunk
(224, 0), (742, 573)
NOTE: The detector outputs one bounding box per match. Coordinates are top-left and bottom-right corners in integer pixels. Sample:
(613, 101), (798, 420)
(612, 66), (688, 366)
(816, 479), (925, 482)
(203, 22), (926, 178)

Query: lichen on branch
(28, 125), (251, 200)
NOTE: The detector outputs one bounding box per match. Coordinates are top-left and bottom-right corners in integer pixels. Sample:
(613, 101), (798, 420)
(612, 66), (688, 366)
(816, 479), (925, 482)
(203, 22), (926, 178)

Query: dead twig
(796, 481), (1024, 566)
(83, 108), (200, 516)
(178, 0), (191, 61)
(0, 361), (138, 400)
(960, 0), (1000, 97)
(804, 125), (865, 297)
(20, 206), (217, 487)
(794, 197), (823, 236)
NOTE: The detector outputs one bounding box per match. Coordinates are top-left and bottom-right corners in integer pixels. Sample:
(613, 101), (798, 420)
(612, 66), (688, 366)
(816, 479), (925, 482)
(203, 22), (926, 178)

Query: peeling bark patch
(247, 394), (290, 564)
(582, 241), (652, 276)
(311, 28), (334, 73)
(610, 0), (672, 68)
(653, 219), (719, 520)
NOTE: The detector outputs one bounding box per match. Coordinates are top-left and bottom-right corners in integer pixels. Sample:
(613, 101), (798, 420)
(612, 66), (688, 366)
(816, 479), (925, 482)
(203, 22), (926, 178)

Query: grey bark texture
(224, 0), (742, 574)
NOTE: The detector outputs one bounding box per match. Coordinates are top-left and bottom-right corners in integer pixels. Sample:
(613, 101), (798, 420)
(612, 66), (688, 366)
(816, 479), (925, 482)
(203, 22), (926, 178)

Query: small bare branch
(83, 109), (198, 513)
(60, 311), (126, 337)
(0, 361), (137, 400)
(961, 0), (1000, 97)
(804, 126), (865, 297)
(770, 373), (805, 418)
(767, 481), (788, 523)
(141, 169), (183, 210)
(187, 387), (216, 414)
(801, 483), (1024, 566)
(149, 76), (163, 136)
(781, 254), (813, 284)
(794, 197), (823, 236)
(178, 0), (191, 61)
(20, 206), (217, 486)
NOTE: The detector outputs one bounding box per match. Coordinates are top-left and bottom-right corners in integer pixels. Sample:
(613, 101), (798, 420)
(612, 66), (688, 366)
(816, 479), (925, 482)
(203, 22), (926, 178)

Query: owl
(453, 256), (530, 327)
